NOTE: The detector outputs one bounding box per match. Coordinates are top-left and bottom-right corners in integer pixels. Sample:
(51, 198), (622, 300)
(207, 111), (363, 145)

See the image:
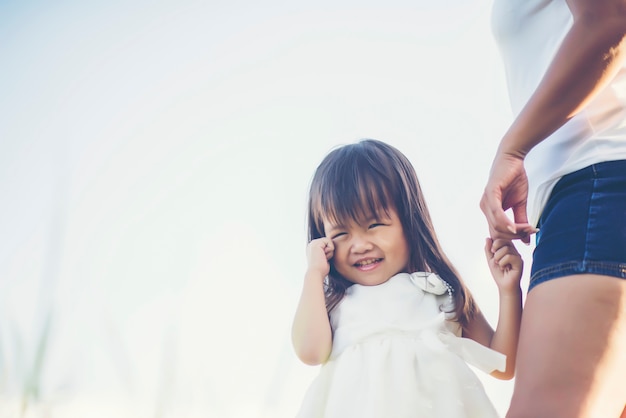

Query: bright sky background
(0, 0), (535, 416)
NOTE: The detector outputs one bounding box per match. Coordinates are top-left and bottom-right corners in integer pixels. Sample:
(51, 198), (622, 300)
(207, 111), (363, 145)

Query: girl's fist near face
(307, 238), (334, 277)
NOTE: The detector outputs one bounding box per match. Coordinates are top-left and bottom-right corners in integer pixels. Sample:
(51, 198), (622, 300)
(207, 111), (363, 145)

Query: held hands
(306, 237), (334, 278)
(480, 152), (537, 244)
(484, 238), (523, 292)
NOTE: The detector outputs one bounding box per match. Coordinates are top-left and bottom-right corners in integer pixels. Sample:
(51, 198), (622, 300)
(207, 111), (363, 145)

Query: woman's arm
(481, 0), (626, 239)
(291, 238), (334, 365)
(464, 239), (523, 380)
(501, 0), (626, 158)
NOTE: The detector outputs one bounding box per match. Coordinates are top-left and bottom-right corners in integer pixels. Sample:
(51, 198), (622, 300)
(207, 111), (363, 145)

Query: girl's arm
(481, 0), (626, 239)
(291, 238), (334, 365)
(463, 239), (523, 380)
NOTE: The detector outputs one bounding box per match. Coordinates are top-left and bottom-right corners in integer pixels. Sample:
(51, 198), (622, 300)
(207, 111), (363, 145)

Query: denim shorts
(529, 159), (626, 292)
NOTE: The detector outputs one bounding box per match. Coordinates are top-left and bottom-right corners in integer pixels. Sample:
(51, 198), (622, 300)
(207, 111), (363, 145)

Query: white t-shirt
(491, 0), (626, 226)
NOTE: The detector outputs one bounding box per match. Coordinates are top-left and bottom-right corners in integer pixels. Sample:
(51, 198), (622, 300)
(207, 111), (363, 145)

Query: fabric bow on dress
(409, 271), (450, 295)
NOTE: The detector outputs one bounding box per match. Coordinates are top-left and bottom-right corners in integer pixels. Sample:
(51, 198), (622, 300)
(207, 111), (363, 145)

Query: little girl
(292, 139), (523, 418)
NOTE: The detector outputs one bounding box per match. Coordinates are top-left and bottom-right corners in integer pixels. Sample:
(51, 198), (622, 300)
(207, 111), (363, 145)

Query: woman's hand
(480, 152), (536, 244)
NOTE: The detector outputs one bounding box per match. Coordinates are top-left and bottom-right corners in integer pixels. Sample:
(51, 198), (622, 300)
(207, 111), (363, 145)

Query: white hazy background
(0, 1), (534, 417)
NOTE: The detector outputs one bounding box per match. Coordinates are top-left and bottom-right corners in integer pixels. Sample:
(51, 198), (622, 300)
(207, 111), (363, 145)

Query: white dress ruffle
(296, 272), (505, 418)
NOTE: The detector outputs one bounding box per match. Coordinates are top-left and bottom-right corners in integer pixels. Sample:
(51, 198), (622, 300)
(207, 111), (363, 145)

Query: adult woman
(481, 1), (626, 417)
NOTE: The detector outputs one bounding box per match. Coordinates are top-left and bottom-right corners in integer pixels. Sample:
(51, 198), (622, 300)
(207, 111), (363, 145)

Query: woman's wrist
(497, 119), (542, 160)
(495, 137), (529, 161)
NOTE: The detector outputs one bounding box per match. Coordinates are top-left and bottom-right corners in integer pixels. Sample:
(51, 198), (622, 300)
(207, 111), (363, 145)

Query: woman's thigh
(530, 160), (626, 290)
(507, 274), (626, 418)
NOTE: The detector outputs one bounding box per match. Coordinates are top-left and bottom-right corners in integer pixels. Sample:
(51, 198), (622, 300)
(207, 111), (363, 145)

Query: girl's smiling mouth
(354, 258), (383, 270)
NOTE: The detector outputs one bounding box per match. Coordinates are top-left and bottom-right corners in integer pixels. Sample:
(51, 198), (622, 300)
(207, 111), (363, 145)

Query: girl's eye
(332, 232), (347, 239)
(369, 223), (384, 229)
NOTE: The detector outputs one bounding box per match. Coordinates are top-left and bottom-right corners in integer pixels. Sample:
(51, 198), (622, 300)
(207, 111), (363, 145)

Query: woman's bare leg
(507, 274), (626, 418)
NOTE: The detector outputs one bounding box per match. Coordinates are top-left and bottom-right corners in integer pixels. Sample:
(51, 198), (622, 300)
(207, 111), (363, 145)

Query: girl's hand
(485, 237), (523, 292)
(306, 237), (334, 278)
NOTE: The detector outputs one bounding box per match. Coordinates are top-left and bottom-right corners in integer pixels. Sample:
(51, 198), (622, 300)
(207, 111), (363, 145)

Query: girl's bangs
(312, 164), (395, 234)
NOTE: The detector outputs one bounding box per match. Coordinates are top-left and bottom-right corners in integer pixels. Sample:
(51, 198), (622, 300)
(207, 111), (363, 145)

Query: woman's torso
(491, 0), (626, 225)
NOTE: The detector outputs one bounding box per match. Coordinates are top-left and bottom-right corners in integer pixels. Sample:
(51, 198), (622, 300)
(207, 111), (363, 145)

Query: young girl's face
(323, 207), (410, 286)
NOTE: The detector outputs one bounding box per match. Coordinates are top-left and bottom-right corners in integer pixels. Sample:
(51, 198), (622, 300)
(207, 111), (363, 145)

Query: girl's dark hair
(307, 139), (477, 328)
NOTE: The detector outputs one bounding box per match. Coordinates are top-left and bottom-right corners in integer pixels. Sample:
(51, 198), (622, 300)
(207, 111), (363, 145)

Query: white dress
(296, 272), (505, 418)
